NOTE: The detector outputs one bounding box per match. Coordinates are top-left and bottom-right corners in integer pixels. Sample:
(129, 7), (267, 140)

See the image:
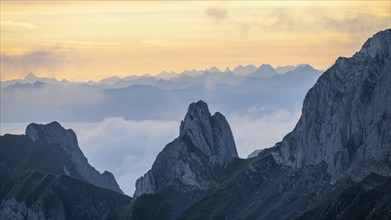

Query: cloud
(1, 50), (70, 79)
(48, 40), (119, 46)
(72, 118), (179, 196)
(206, 6), (228, 22)
(0, 118), (179, 196)
(207, 4), (389, 38)
(1, 20), (37, 29)
(0, 109), (301, 196)
(69, 109), (301, 195)
(1, 84), (107, 122)
(141, 40), (179, 48)
(228, 109), (301, 158)
(268, 5), (390, 33)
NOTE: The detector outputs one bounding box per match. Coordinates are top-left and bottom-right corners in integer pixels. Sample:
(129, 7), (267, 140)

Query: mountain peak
(291, 64), (320, 75)
(25, 121), (123, 193)
(178, 100), (237, 160)
(232, 64), (257, 75)
(185, 100), (211, 120)
(24, 72), (38, 81)
(135, 100), (238, 197)
(265, 28), (391, 183)
(259, 64), (274, 69)
(26, 121), (78, 148)
(356, 29), (390, 59)
(252, 64), (277, 77)
(206, 66), (221, 73)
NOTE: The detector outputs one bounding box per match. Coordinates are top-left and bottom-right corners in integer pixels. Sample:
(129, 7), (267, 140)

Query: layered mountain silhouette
(134, 101), (238, 198)
(1, 63), (321, 123)
(0, 29), (389, 219)
(0, 122), (130, 219)
(125, 29), (391, 219)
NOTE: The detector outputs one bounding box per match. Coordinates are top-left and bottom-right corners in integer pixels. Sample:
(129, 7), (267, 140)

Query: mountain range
(127, 28), (391, 219)
(0, 29), (389, 219)
(1, 64), (321, 123)
(0, 63), (317, 88)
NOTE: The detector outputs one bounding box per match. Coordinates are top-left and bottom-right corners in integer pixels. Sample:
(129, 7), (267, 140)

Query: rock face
(134, 100), (238, 197)
(179, 101), (238, 163)
(127, 29), (391, 220)
(0, 122), (130, 220)
(25, 121), (123, 193)
(266, 29), (391, 183)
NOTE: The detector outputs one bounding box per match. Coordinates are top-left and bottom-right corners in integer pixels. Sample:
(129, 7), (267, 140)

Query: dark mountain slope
(126, 29), (391, 220)
(0, 122), (129, 220)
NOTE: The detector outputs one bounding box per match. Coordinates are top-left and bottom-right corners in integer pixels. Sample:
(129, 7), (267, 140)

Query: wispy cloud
(141, 40), (178, 47)
(73, 118), (179, 196)
(269, 6), (389, 33)
(206, 6), (228, 22)
(140, 40), (196, 48)
(49, 40), (119, 46)
(228, 109), (301, 157)
(206, 4), (389, 36)
(1, 20), (37, 29)
(0, 110), (301, 195)
(0, 50), (69, 79)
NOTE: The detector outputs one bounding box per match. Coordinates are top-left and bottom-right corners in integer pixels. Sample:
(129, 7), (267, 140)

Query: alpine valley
(0, 29), (390, 220)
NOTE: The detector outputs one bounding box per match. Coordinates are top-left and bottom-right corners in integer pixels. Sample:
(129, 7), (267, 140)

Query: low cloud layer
(1, 84), (107, 122)
(228, 109), (301, 157)
(72, 118), (179, 196)
(0, 50), (70, 80)
(0, 109), (300, 196)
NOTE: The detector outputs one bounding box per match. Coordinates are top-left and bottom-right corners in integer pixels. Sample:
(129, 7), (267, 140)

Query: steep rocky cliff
(264, 29), (391, 183)
(127, 29), (391, 220)
(134, 100), (238, 197)
(0, 122), (130, 220)
(25, 121), (123, 193)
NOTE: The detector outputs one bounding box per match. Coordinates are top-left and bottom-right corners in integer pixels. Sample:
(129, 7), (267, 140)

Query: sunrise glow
(1, 1), (390, 81)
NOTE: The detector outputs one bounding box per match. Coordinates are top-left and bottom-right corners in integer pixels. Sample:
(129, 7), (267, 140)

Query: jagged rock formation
(1, 29), (389, 220)
(25, 121), (123, 193)
(179, 101), (238, 163)
(126, 29), (391, 220)
(134, 100), (238, 197)
(0, 122), (130, 220)
(265, 29), (391, 182)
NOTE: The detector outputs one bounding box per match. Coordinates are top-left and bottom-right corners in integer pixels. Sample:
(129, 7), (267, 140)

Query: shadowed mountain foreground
(0, 29), (390, 219)
(125, 29), (391, 219)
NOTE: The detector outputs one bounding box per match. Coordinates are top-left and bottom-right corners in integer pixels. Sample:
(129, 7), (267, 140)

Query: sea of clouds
(0, 108), (300, 196)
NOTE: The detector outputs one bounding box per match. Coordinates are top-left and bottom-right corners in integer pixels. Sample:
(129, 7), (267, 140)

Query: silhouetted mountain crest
(261, 29), (391, 183)
(25, 121), (123, 193)
(134, 100), (238, 197)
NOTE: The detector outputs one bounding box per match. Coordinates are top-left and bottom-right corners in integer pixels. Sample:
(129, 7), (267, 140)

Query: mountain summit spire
(134, 100), (238, 197)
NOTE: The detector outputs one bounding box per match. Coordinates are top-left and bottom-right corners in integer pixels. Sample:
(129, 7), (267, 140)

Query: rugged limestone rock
(134, 100), (238, 197)
(128, 29), (391, 220)
(264, 29), (391, 183)
(179, 101), (238, 163)
(25, 121), (123, 193)
(0, 122), (130, 220)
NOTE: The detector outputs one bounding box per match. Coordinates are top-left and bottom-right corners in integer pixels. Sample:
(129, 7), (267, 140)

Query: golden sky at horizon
(1, 1), (390, 81)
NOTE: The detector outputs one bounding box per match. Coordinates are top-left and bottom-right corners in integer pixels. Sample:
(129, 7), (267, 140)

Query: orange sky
(1, 1), (390, 81)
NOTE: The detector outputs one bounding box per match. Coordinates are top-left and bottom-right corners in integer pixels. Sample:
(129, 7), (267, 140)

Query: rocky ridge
(25, 121), (122, 193)
(264, 29), (391, 183)
(134, 100), (238, 197)
(127, 29), (391, 220)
